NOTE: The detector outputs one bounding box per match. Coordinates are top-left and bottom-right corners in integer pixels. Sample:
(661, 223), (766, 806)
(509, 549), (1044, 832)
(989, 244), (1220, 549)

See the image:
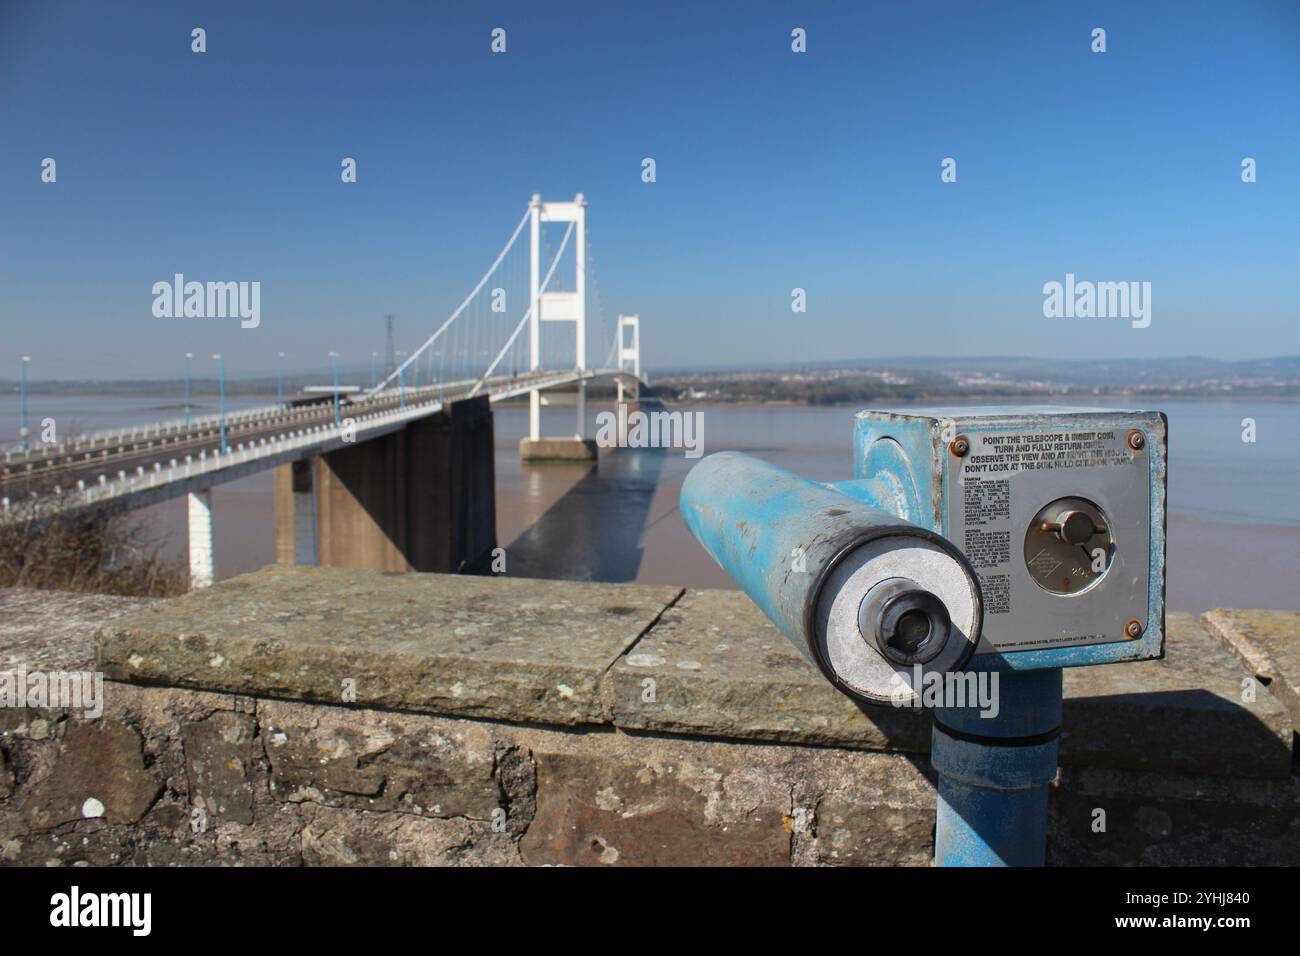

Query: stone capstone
(1202, 608), (1300, 729)
(97, 566), (680, 726)
(609, 588), (930, 751)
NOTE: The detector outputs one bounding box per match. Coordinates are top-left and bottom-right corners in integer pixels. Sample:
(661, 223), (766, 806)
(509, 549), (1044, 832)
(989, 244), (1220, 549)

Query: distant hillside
(654, 355), (1300, 387)
(651, 355), (1300, 405)
(828, 355), (1300, 387)
(3, 355), (1298, 397)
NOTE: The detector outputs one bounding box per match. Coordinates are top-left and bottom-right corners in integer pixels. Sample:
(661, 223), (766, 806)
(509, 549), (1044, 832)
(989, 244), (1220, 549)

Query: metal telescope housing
(680, 405), (1168, 866)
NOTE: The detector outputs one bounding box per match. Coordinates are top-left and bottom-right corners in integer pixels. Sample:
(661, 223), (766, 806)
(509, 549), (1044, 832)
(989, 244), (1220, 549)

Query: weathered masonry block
(0, 570), (1297, 866)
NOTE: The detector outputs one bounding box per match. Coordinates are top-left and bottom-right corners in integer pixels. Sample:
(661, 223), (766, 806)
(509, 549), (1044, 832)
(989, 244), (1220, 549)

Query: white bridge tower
(528, 193), (587, 443)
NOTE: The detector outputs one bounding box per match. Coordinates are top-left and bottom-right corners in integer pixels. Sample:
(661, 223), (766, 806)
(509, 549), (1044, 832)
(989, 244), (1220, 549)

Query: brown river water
(7, 396), (1298, 615)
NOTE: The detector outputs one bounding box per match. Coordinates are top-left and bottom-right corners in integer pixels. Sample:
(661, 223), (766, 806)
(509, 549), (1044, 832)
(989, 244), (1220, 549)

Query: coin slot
(1023, 496), (1114, 595)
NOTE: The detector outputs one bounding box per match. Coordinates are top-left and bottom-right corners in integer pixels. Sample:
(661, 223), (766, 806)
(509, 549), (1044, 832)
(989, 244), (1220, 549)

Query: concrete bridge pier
(519, 385), (597, 462)
(520, 434), (598, 462)
(275, 396), (497, 573)
(187, 491), (215, 589)
(275, 459), (318, 566)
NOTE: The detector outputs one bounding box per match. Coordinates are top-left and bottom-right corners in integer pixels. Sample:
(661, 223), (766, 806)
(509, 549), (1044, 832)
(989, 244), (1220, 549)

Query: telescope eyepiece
(891, 607), (933, 655)
(859, 578), (953, 666)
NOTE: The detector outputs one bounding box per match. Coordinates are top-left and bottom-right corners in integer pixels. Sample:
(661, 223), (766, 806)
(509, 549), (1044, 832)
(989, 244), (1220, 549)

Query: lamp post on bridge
(277, 352), (285, 407)
(397, 351), (406, 410)
(370, 352), (378, 391)
(19, 356), (30, 452)
(184, 353), (192, 430)
(329, 352), (341, 427)
(213, 353), (228, 454)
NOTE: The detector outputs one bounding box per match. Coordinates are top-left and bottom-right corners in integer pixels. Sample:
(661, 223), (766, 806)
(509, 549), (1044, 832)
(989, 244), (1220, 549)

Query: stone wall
(1, 569), (1297, 866)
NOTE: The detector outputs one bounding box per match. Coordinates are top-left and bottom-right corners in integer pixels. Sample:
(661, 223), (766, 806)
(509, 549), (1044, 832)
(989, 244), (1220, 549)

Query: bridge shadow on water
(504, 442), (668, 583)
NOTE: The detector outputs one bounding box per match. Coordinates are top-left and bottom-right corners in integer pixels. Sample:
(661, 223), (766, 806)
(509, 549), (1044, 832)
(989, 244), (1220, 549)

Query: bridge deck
(2, 369), (637, 519)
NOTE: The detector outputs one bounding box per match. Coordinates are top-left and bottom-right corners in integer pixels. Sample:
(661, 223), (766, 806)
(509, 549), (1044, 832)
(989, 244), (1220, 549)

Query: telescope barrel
(680, 451), (983, 704)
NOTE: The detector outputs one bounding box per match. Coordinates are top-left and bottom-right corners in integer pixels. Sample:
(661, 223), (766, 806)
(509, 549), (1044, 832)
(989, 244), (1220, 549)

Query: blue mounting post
(932, 668), (1062, 866)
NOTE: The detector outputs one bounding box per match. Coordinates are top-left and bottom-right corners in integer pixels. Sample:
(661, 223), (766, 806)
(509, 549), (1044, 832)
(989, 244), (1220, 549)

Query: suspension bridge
(2, 194), (647, 586)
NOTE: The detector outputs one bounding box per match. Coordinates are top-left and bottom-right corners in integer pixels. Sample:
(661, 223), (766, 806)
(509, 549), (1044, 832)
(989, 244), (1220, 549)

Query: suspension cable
(369, 207), (530, 397)
(470, 221), (575, 396)
(585, 223), (618, 370)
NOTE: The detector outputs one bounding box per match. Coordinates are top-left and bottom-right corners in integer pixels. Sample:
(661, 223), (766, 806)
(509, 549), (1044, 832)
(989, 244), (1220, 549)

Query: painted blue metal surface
(934, 771), (1051, 866)
(933, 669), (1062, 866)
(824, 477), (898, 515)
(853, 416), (942, 529)
(680, 451), (925, 675)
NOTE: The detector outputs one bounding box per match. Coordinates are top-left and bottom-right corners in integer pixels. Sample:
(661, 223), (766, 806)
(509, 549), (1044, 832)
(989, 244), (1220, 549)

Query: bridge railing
(1, 369), (617, 519)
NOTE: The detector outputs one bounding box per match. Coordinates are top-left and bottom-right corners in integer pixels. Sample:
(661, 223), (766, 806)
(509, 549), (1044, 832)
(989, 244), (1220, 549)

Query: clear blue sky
(2, 0), (1297, 379)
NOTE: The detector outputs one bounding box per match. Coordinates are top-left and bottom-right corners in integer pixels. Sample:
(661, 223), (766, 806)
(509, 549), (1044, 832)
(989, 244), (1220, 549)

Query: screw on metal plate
(950, 435), (970, 457)
(1127, 430), (1145, 451)
(1125, 619), (1144, 639)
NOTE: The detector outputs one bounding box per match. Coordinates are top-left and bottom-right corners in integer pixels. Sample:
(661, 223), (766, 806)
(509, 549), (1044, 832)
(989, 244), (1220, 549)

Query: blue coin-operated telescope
(682, 406), (1167, 866)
